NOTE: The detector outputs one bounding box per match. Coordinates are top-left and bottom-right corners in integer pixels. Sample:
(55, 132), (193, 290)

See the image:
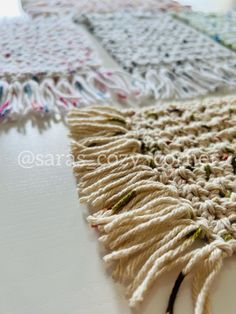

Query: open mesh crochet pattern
(176, 11), (236, 52)
(0, 16), (136, 121)
(22, 0), (190, 16)
(68, 97), (236, 314)
(82, 11), (236, 99)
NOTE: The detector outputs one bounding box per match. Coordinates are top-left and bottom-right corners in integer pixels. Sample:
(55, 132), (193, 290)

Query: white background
(0, 1), (236, 314)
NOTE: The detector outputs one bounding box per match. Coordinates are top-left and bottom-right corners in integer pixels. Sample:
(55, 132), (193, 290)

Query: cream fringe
(68, 105), (236, 313)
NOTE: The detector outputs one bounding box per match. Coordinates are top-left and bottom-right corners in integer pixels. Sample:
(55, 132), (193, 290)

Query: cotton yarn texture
(176, 11), (236, 51)
(83, 11), (236, 99)
(68, 97), (236, 314)
(22, 0), (190, 16)
(0, 16), (136, 121)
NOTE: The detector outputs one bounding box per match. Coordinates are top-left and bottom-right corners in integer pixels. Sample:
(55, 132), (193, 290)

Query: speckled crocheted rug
(82, 11), (236, 99)
(0, 16), (136, 121)
(68, 97), (236, 314)
(176, 11), (236, 51)
(22, 0), (190, 16)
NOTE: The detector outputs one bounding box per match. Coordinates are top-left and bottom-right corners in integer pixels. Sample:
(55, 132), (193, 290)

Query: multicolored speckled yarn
(82, 11), (236, 99)
(0, 16), (137, 121)
(22, 0), (190, 16)
(176, 11), (236, 52)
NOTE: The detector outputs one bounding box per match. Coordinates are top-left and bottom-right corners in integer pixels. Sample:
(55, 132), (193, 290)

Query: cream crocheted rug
(176, 11), (236, 52)
(0, 16), (136, 121)
(68, 97), (236, 314)
(22, 0), (190, 16)
(82, 11), (236, 99)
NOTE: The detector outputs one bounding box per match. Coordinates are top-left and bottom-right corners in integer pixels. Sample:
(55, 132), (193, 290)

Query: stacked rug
(68, 96), (236, 314)
(83, 11), (236, 99)
(176, 11), (236, 51)
(3, 0), (235, 311)
(22, 0), (190, 16)
(0, 16), (137, 121)
(3, 1), (236, 313)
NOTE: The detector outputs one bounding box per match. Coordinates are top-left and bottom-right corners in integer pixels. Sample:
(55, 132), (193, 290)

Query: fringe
(82, 13), (236, 99)
(68, 105), (236, 313)
(0, 70), (139, 122)
(138, 58), (236, 99)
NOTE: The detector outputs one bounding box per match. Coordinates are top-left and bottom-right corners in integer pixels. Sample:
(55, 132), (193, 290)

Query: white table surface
(1, 2), (236, 314)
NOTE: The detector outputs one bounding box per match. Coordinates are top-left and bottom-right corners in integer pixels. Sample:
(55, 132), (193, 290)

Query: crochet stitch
(82, 11), (236, 99)
(68, 97), (236, 314)
(176, 11), (236, 52)
(22, 0), (190, 16)
(0, 16), (136, 121)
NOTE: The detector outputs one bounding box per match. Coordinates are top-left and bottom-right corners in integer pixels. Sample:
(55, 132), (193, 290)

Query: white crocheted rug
(68, 97), (236, 313)
(0, 16), (136, 121)
(176, 11), (236, 52)
(22, 0), (190, 16)
(83, 11), (236, 99)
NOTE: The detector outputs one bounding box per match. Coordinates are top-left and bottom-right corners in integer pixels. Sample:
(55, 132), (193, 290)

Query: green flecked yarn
(175, 11), (236, 52)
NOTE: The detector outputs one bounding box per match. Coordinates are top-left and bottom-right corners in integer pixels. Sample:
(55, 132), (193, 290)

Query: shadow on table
(0, 112), (68, 135)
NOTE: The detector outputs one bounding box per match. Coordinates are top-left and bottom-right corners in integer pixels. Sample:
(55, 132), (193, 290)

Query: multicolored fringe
(0, 71), (139, 122)
(81, 11), (236, 99)
(68, 99), (236, 313)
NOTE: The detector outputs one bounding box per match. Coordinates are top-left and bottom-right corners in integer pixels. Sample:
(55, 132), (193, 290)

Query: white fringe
(137, 58), (236, 99)
(0, 70), (139, 122)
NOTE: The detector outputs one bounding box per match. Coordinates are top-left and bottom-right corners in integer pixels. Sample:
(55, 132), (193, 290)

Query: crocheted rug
(83, 11), (236, 99)
(68, 97), (236, 313)
(22, 0), (190, 16)
(176, 11), (236, 51)
(0, 16), (136, 121)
